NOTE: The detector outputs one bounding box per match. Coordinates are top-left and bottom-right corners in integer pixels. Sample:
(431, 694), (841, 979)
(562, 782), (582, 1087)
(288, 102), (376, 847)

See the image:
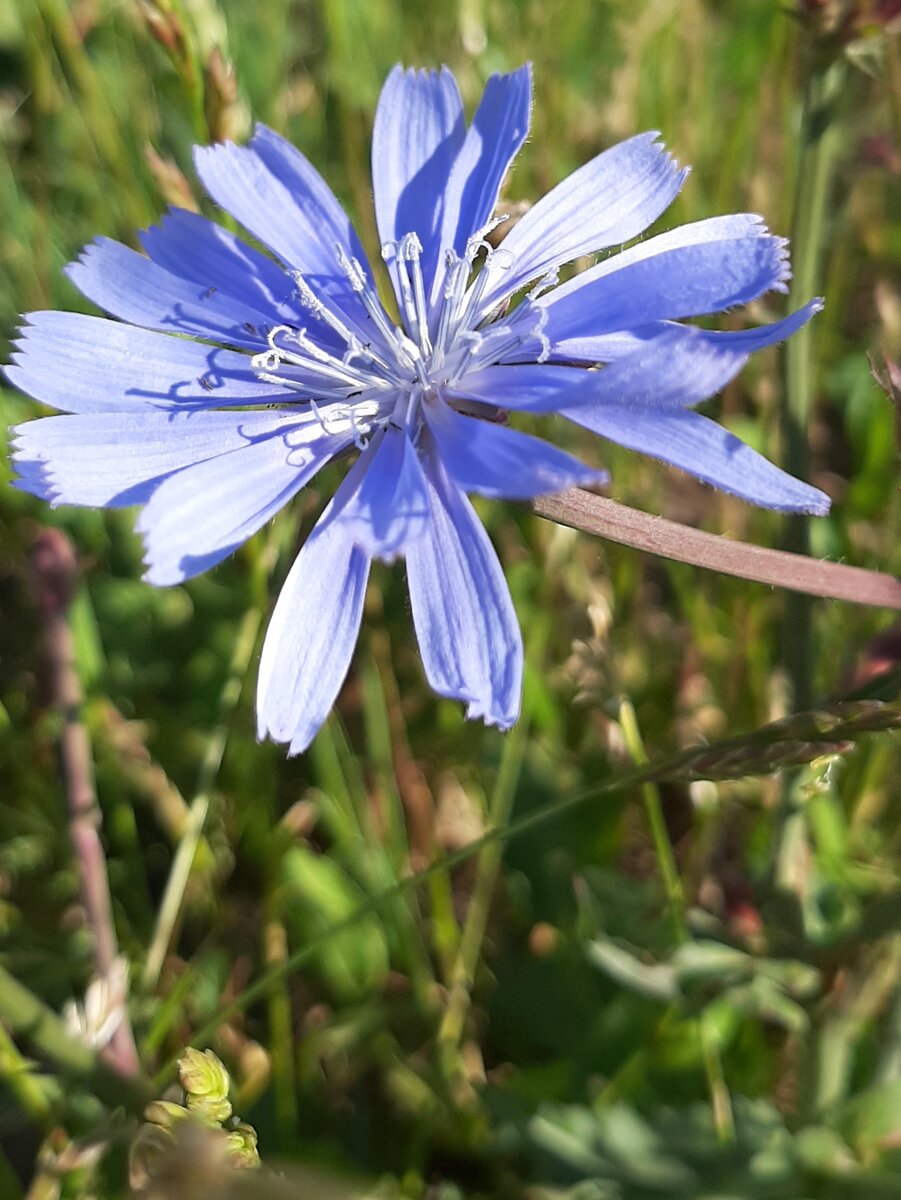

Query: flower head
(7, 65), (828, 753)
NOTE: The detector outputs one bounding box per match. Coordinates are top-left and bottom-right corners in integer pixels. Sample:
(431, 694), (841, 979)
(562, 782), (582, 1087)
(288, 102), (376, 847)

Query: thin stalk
(618, 699), (686, 939)
(618, 698), (734, 1142)
(140, 604), (262, 992)
(370, 628), (460, 977)
(31, 530), (139, 1078)
(781, 52), (849, 711)
(263, 913), (299, 1141)
(530, 490), (901, 610)
(435, 614), (548, 1057)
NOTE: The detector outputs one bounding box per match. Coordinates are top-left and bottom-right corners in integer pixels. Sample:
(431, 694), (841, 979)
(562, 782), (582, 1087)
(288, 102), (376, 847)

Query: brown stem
(531, 489), (901, 610)
(30, 529), (140, 1078)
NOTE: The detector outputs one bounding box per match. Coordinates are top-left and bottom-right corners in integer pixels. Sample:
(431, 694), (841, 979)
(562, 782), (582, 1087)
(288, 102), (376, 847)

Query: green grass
(2, 1), (901, 1196)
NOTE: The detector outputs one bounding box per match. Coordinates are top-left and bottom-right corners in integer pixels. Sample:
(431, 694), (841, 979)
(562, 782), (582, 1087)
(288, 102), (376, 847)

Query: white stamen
(527, 268), (560, 301)
(533, 305), (551, 363)
(291, 271), (355, 343)
(250, 220), (554, 467)
(486, 245), (515, 272)
(400, 233), (432, 357)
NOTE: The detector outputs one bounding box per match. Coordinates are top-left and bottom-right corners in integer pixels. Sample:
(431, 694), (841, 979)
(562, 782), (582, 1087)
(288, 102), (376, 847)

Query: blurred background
(2, 0), (901, 1196)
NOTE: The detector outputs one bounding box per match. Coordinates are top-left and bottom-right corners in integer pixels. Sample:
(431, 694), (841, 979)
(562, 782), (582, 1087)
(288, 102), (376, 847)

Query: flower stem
(140, 602), (261, 992)
(437, 614), (550, 1060)
(617, 698), (685, 940)
(530, 489), (901, 609)
(781, 50), (849, 710)
(618, 697), (734, 1142)
(31, 529), (140, 1078)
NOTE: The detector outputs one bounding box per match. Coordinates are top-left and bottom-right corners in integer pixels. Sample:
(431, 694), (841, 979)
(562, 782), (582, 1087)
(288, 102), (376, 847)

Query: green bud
(144, 1099), (189, 1130)
(178, 1048), (233, 1124)
(224, 1121), (260, 1168)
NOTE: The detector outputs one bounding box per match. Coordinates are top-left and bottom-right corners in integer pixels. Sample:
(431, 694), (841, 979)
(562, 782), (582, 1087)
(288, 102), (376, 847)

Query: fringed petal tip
(10, 457), (59, 504)
(800, 487), (832, 517)
(464, 697), (521, 729)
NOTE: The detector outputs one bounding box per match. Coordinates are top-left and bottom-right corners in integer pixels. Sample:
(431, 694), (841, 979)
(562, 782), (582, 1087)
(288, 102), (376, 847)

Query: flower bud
(178, 1048), (233, 1124)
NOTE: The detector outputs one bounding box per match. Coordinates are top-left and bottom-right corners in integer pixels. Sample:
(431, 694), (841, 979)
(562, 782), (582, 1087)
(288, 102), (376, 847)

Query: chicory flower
(7, 65), (828, 752)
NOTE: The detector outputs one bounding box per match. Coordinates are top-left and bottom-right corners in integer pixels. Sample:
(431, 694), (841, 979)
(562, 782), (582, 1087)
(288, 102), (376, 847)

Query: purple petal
(478, 132), (687, 312)
(424, 394), (606, 498)
(136, 420), (347, 584)
(407, 452), (522, 727)
(372, 66), (465, 287)
(562, 401), (830, 513)
(257, 510), (370, 755)
(458, 326), (749, 413)
(193, 131), (371, 330)
(689, 298), (823, 353)
(250, 124), (370, 267)
(536, 215), (791, 346)
(66, 238), (273, 350)
(140, 207), (304, 329)
(430, 65), (532, 304)
(10, 409), (317, 508)
(450, 363), (595, 411)
(332, 425), (430, 560)
(499, 300), (823, 371)
(5, 312), (281, 414)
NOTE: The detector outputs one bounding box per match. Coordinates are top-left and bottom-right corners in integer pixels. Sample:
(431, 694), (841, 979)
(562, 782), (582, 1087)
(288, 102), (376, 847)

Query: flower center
(248, 224), (550, 449)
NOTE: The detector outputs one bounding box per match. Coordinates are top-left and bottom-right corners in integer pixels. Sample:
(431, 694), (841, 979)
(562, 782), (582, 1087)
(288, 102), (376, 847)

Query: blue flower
(7, 65), (828, 753)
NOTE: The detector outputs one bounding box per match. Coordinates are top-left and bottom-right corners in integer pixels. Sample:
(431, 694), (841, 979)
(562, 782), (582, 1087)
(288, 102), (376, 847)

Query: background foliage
(2, 0), (901, 1196)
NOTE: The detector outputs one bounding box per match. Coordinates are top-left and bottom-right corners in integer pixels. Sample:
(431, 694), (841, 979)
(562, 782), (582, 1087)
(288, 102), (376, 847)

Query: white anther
(471, 213), (509, 244)
(266, 324), (294, 350)
(397, 332), (428, 385)
(527, 268), (560, 301)
(290, 271), (355, 344)
(251, 349), (282, 373)
(401, 231), (423, 260)
(395, 231), (431, 357)
(532, 305), (551, 363)
(291, 272), (324, 314)
(443, 254), (469, 302)
(464, 235), (495, 266)
(380, 239), (399, 262)
(486, 245), (515, 271)
(336, 246), (368, 293)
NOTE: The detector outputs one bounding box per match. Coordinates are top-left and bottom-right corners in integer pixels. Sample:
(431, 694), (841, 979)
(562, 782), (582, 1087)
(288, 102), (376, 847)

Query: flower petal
(687, 298), (823, 353)
(5, 312), (281, 413)
(372, 66), (465, 285)
(406, 452), (522, 727)
(10, 409), (314, 508)
(257, 510), (370, 755)
(140, 207), (302, 328)
(430, 65), (532, 298)
(562, 401), (830, 513)
(506, 298), (822, 367)
(477, 132), (687, 312)
(424, 394), (606, 497)
(193, 130), (372, 334)
(66, 238), (273, 349)
(535, 215), (791, 346)
(457, 325), (749, 413)
(136, 420), (348, 584)
(332, 424), (430, 560)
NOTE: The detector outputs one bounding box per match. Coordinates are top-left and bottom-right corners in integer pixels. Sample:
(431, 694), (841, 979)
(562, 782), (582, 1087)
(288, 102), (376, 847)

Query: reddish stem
(531, 489), (901, 610)
(31, 529), (140, 1078)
